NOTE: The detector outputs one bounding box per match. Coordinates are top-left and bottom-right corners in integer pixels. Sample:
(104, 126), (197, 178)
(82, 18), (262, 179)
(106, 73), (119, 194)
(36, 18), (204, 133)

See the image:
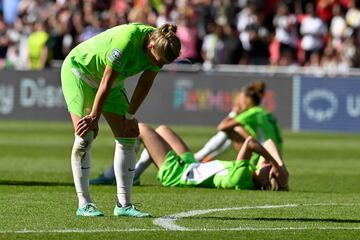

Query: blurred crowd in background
(0, 0), (360, 71)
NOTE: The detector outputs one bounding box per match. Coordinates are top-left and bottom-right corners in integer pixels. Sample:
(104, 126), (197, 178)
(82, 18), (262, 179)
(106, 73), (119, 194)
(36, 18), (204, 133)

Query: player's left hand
(76, 115), (99, 138)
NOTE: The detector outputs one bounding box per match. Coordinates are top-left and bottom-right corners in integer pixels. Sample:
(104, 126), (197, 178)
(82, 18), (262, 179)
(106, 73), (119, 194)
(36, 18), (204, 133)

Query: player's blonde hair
(150, 23), (181, 64)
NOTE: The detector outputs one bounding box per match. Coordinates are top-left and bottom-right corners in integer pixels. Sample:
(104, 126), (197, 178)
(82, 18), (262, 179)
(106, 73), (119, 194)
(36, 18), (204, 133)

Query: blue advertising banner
(296, 77), (360, 132)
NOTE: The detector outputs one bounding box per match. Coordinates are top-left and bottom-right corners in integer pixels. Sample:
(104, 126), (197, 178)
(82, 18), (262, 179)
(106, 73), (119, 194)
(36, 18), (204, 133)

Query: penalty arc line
(1, 203), (360, 234)
(152, 203), (360, 231)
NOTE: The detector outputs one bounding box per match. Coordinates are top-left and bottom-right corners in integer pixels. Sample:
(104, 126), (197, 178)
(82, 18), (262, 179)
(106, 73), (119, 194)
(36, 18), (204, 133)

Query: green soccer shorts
(61, 56), (129, 117)
(157, 151), (197, 187)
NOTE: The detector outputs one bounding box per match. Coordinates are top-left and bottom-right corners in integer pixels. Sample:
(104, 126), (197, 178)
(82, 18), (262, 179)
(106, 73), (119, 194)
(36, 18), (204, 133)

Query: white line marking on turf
(2, 227), (360, 234)
(2, 203), (360, 234)
(153, 203), (360, 231)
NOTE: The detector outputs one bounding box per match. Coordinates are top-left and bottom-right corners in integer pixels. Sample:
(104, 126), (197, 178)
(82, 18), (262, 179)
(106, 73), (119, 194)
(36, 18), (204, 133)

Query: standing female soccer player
(61, 23), (181, 217)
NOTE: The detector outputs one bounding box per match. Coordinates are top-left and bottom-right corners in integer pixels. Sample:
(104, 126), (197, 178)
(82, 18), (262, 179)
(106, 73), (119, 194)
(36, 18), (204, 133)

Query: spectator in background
(346, 0), (360, 49)
(236, 1), (271, 65)
(5, 24), (21, 69)
(27, 20), (48, 69)
(1, 0), (360, 69)
(78, 13), (103, 42)
(201, 21), (225, 68)
(202, 20), (242, 67)
(300, 2), (328, 65)
(128, 4), (157, 26)
(0, 13), (9, 62)
(221, 22), (243, 64)
(272, 2), (298, 65)
(316, 0), (338, 23)
(156, 2), (174, 27)
(47, 12), (66, 61)
(330, 3), (348, 51)
(176, 4), (198, 63)
(193, 0), (213, 40)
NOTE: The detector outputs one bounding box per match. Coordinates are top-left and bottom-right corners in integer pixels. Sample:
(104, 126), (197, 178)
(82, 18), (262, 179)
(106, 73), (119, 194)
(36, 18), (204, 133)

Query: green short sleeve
(213, 160), (255, 190)
(148, 65), (161, 72)
(106, 33), (134, 73)
(235, 108), (257, 126)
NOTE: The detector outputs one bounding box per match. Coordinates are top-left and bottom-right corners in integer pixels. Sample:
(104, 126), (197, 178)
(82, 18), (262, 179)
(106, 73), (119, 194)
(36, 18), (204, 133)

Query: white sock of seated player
(134, 148), (152, 179)
(207, 139), (232, 159)
(103, 164), (115, 180)
(71, 131), (94, 207)
(103, 138), (141, 180)
(114, 137), (137, 207)
(194, 131), (229, 161)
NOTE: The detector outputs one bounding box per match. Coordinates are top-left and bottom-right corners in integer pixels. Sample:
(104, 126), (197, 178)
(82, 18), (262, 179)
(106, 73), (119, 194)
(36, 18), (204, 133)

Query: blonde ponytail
(150, 23), (181, 64)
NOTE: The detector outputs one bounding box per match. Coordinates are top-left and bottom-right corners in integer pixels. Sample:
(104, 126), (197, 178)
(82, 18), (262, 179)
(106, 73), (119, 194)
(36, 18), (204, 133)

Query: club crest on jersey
(108, 48), (122, 65)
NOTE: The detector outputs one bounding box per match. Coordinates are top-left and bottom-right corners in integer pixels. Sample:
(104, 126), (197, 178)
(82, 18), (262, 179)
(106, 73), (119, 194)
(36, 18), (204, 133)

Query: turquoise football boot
(76, 203), (104, 217)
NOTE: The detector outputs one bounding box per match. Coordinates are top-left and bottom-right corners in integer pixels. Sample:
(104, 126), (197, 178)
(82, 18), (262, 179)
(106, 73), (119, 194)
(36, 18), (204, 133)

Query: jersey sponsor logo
(108, 48), (122, 65)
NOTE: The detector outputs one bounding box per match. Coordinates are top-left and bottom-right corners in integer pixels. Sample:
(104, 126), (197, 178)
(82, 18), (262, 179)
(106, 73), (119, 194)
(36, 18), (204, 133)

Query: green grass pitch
(1, 120), (360, 240)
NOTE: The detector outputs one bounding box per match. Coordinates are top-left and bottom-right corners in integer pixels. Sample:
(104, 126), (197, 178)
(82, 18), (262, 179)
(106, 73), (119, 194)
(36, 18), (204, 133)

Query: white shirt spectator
(346, 7), (360, 28)
(330, 15), (347, 49)
(300, 16), (328, 51)
(274, 14), (297, 47)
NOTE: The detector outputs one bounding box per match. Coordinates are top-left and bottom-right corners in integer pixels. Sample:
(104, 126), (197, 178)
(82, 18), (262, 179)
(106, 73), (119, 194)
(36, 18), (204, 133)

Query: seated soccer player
(194, 81), (283, 164)
(137, 123), (289, 190)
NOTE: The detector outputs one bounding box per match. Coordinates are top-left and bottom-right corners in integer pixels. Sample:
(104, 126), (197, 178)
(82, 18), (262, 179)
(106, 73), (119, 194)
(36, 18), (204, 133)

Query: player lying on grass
(136, 123), (289, 190)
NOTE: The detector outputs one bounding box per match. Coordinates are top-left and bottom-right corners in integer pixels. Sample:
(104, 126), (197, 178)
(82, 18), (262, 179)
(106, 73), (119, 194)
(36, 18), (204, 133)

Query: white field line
(153, 203), (360, 231)
(2, 227), (360, 234)
(1, 203), (360, 234)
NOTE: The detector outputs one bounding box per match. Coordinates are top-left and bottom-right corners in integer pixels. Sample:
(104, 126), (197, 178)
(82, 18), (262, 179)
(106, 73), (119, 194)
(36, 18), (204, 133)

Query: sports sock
(134, 148), (152, 179)
(103, 164), (115, 180)
(71, 131), (94, 207)
(207, 139), (232, 159)
(194, 131), (229, 161)
(114, 137), (137, 207)
(103, 139), (141, 180)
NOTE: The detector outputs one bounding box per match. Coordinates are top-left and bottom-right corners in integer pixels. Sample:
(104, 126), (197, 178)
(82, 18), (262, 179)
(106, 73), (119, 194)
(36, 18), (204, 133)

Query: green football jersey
(212, 160), (255, 190)
(234, 106), (283, 151)
(69, 23), (161, 88)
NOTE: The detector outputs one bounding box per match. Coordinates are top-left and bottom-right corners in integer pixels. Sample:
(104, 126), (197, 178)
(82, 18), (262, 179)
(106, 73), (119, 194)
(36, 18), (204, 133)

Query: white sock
(103, 164), (115, 180)
(103, 138), (141, 180)
(114, 137), (137, 207)
(207, 139), (232, 159)
(134, 148), (152, 179)
(71, 132), (94, 207)
(194, 131), (229, 161)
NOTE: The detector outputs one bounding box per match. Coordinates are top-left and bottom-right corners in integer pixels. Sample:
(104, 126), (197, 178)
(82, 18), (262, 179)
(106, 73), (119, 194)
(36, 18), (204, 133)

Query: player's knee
(156, 124), (169, 134)
(245, 136), (257, 150)
(73, 132), (94, 157)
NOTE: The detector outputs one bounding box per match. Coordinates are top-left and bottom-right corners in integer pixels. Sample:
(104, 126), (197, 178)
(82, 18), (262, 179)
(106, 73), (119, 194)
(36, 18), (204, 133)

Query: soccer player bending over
(61, 23), (181, 217)
(137, 123), (289, 191)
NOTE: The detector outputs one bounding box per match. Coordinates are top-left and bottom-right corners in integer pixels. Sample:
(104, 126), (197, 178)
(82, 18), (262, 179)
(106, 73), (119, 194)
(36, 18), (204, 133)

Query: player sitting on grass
(136, 123), (289, 190)
(195, 81), (283, 164)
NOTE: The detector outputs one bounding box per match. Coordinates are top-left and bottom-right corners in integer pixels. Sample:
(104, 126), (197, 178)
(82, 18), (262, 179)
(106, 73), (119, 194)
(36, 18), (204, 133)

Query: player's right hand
(76, 115), (99, 138)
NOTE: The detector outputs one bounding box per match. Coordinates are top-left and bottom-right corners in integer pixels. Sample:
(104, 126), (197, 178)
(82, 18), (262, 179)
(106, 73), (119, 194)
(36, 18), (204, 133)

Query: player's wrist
(228, 111), (237, 118)
(89, 112), (100, 121)
(125, 111), (134, 120)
